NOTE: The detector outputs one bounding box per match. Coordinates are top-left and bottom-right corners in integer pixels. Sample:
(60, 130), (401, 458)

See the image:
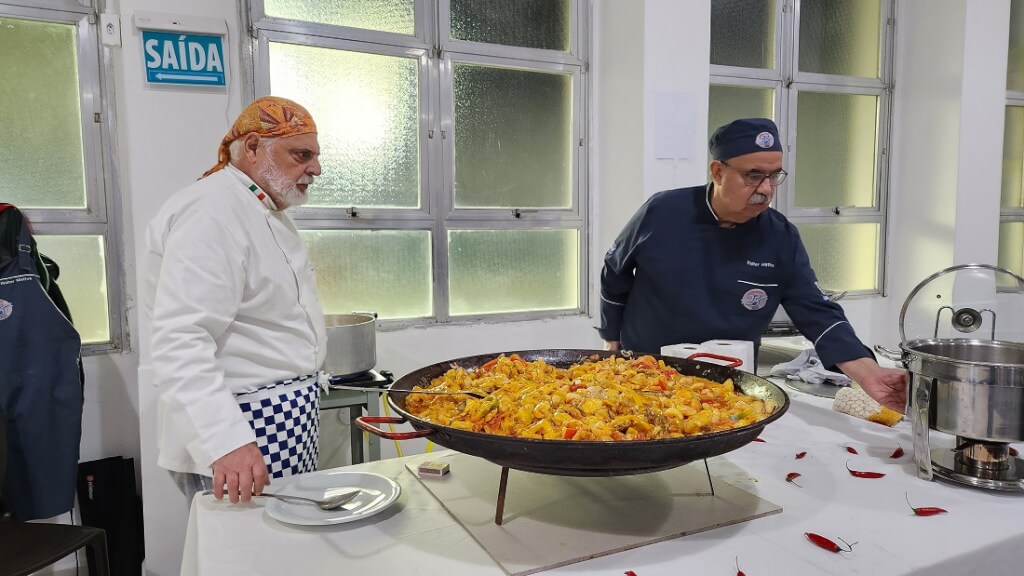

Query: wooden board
(407, 452), (781, 576)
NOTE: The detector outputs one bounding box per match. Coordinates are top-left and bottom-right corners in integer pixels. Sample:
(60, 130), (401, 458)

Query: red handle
(686, 352), (743, 368)
(354, 415), (435, 440)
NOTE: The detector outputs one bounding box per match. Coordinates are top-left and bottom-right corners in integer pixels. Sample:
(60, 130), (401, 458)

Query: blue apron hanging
(235, 373), (321, 478)
(0, 221), (83, 520)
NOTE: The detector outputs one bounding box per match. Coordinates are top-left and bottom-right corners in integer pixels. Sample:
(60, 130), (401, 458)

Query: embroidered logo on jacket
(0, 299), (12, 320)
(740, 288), (768, 311)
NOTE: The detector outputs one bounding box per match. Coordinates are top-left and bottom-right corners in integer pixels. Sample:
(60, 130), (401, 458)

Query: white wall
(61, 0), (1017, 574)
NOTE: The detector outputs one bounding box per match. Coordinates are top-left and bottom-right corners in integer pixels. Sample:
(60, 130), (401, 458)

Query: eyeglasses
(720, 160), (788, 187)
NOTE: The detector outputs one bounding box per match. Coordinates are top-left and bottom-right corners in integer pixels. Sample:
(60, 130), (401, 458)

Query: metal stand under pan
(492, 459), (716, 525)
(930, 442), (1024, 493)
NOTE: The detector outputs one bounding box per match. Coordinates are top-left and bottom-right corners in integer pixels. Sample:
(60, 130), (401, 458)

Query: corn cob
(832, 386), (902, 427)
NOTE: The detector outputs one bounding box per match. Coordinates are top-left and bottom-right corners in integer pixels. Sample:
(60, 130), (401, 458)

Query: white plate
(264, 470), (401, 526)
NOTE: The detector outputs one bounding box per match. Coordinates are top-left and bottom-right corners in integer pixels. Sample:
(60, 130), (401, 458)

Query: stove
(930, 438), (1024, 492)
(327, 369), (393, 389)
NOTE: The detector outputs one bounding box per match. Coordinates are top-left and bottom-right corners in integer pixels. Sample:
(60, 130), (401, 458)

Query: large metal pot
(897, 338), (1024, 443)
(356, 349), (789, 477)
(875, 264), (1024, 486)
(323, 313), (376, 377)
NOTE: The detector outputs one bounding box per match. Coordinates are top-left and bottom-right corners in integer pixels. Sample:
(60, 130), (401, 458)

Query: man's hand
(836, 357), (908, 413)
(212, 442), (270, 503)
(604, 340), (621, 352)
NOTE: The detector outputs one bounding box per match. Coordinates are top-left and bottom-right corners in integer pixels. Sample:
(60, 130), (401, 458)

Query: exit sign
(142, 30), (225, 86)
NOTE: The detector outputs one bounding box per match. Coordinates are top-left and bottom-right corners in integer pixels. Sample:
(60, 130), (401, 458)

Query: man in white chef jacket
(143, 96), (328, 504)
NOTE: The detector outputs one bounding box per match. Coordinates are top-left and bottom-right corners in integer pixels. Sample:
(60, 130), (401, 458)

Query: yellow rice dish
(403, 354), (776, 441)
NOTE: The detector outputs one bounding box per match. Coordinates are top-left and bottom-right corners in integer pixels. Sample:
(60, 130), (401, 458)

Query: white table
(183, 382), (1024, 576)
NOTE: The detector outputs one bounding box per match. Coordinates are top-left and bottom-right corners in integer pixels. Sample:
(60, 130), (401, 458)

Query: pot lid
(900, 264), (1024, 343)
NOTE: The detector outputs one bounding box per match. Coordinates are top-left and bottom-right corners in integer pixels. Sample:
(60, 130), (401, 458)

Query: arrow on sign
(154, 72), (220, 82)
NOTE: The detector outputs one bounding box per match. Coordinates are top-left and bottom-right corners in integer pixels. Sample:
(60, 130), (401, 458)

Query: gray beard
(257, 161), (310, 209)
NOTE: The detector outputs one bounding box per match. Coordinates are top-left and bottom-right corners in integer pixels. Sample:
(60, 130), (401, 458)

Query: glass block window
(0, 18), (85, 209)
(1003, 3), (1024, 274)
(268, 42), (421, 208)
(709, 0), (893, 294)
(263, 0), (416, 35)
(448, 229), (579, 315)
(301, 230), (432, 319)
(251, 1), (585, 323)
(0, 4), (121, 350)
(794, 92), (879, 209)
(798, 0), (882, 78)
(34, 235), (110, 343)
(452, 64), (573, 209)
(999, 222), (1024, 278)
(450, 0), (571, 52)
(710, 0), (776, 70)
(795, 223), (879, 292)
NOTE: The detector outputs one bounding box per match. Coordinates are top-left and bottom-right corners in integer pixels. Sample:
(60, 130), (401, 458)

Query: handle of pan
(354, 415), (435, 440)
(686, 352), (743, 368)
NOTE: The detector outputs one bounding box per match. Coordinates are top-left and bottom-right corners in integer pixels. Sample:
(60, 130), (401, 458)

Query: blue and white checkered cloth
(235, 374), (321, 478)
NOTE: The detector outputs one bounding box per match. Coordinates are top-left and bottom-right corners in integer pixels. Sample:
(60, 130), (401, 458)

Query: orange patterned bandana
(202, 96), (317, 178)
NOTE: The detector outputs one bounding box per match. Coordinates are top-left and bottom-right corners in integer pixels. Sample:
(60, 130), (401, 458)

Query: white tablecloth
(182, 383), (1024, 576)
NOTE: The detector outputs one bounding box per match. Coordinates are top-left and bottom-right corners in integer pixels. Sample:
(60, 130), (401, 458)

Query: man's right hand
(604, 340), (621, 352)
(212, 442), (270, 503)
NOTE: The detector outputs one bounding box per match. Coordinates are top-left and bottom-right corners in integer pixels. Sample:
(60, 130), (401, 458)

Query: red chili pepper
(786, 472), (803, 487)
(844, 445), (859, 455)
(735, 557), (745, 576)
(906, 493), (947, 516)
(846, 460), (885, 478)
(795, 451), (807, 459)
(890, 443), (905, 459)
(804, 532), (856, 553)
(624, 571), (639, 576)
(480, 358), (500, 372)
(563, 428), (577, 440)
(753, 437), (766, 443)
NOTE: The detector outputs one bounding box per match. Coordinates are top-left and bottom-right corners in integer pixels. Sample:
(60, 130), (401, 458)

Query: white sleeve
(150, 209), (255, 469)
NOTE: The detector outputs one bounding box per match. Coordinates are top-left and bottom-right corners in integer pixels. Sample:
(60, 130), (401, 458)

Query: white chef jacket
(143, 165), (328, 475)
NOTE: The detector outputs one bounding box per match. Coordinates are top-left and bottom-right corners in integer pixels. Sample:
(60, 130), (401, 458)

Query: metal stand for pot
(491, 459), (716, 525)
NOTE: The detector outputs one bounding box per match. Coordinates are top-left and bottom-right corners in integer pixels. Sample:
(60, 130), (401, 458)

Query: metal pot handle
(873, 344), (903, 362)
(354, 415), (434, 440)
(898, 263), (1024, 342)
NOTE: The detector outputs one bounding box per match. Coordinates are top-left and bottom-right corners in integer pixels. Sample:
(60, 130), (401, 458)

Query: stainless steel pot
(894, 338), (1024, 443)
(875, 264), (1024, 487)
(323, 313), (376, 377)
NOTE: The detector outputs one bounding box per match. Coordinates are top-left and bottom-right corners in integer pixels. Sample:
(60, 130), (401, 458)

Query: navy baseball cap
(709, 118), (783, 161)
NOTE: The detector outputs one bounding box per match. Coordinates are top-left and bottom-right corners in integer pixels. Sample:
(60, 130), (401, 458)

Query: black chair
(0, 408), (110, 576)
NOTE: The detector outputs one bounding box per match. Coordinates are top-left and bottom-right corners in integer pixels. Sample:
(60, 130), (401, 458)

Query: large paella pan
(356, 349), (789, 476)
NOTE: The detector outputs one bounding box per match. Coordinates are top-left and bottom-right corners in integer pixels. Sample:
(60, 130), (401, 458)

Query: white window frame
(1, 0), (126, 353)
(710, 0), (894, 296)
(243, 0), (589, 328)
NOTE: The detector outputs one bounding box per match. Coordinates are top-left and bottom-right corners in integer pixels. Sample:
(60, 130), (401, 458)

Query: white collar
(225, 165), (279, 211)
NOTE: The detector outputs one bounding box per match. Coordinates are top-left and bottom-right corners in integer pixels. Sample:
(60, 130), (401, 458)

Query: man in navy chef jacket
(598, 118), (907, 411)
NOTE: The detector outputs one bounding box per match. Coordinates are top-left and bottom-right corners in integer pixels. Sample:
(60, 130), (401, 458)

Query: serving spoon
(327, 382), (487, 399)
(202, 489), (362, 511)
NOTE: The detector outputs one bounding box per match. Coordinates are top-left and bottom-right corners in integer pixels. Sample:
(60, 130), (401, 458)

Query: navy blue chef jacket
(598, 184), (871, 368)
